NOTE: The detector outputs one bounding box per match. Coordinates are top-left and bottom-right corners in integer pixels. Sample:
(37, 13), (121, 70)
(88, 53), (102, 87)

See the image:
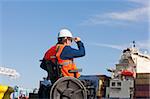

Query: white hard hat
(58, 28), (73, 38)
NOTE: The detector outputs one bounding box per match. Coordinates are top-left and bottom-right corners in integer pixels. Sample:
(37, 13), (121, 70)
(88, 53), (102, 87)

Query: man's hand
(74, 37), (81, 42)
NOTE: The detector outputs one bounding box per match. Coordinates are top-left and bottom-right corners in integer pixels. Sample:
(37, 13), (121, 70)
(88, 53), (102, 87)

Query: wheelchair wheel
(50, 77), (87, 99)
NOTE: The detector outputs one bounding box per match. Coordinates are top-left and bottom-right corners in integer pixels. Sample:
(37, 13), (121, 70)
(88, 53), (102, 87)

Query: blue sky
(0, 0), (149, 89)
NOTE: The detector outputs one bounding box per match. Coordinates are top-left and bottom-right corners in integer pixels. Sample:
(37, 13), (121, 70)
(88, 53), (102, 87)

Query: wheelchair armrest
(68, 69), (82, 73)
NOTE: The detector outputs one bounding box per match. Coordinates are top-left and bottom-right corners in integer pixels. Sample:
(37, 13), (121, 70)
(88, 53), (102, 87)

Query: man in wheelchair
(39, 28), (85, 98)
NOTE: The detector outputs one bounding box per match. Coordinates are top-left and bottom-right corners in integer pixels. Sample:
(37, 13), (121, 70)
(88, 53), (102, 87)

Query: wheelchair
(38, 60), (96, 99)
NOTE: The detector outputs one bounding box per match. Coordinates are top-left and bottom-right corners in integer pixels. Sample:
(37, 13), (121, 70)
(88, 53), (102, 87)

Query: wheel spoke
(73, 89), (82, 94)
(67, 80), (70, 88)
(61, 95), (71, 99)
(56, 87), (64, 94)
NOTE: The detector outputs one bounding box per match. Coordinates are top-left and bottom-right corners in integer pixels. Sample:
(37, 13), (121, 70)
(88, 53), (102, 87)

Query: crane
(0, 66), (20, 79)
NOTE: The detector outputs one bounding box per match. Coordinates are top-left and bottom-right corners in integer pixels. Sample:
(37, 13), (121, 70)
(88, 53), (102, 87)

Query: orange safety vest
(44, 44), (80, 78)
(56, 44), (80, 78)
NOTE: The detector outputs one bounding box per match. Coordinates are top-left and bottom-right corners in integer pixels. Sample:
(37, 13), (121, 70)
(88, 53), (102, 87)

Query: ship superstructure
(106, 42), (150, 99)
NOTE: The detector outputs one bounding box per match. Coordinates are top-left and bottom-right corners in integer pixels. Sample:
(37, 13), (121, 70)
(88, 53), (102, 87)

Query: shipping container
(135, 84), (150, 91)
(135, 79), (150, 85)
(134, 91), (150, 97)
(136, 73), (150, 79)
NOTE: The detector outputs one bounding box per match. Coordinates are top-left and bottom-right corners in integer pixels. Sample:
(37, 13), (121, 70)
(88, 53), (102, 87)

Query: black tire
(50, 77), (87, 99)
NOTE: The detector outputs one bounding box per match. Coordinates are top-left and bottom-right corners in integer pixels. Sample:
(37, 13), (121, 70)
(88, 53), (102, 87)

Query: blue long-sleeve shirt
(60, 41), (85, 60)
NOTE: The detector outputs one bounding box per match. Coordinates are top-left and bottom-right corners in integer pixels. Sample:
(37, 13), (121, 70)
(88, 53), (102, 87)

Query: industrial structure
(106, 42), (150, 98)
(0, 66), (20, 79)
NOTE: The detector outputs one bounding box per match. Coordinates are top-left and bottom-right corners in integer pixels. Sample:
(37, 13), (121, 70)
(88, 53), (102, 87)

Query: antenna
(132, 41), (136, 48)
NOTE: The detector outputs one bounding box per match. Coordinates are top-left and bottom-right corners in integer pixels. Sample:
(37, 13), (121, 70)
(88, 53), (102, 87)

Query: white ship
(106, 41), (150, 99)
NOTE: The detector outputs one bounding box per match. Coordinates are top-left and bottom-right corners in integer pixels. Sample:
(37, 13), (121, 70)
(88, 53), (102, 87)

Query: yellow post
(0, 85), (14, 99)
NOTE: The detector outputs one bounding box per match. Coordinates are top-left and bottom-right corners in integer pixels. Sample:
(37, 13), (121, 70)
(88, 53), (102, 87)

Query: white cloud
(80, 0), (150, 26)
(92, 43), (128, 50)
(91, 40), (150, 51)
(105, 7), (149, 21)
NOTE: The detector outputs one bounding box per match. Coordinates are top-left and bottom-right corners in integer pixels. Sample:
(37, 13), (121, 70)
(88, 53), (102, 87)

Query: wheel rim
(50, 77), (87, 99)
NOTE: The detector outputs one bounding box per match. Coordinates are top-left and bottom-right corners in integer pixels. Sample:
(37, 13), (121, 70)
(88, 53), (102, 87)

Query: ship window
(112, 82), (115, 86)
(117, 82), (121, 86)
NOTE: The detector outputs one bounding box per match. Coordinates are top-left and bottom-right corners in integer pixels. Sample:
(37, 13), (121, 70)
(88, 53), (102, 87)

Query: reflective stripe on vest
(55, 44), (80, 78)
(59, 61), (74, 66)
